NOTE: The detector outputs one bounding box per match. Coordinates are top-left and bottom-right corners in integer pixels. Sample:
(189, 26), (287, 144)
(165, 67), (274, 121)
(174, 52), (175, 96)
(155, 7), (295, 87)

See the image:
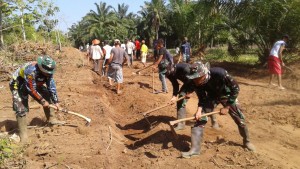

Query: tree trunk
(20, 11), (26, 41)
(56, 30), (62, 51)
(0, 3), (3, 50)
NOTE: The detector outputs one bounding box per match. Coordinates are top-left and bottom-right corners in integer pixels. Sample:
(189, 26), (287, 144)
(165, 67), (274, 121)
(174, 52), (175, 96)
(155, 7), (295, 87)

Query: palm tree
(85, 2), (116, 40)
(114, 3), (129, 20)
(142, 0), (167, 40)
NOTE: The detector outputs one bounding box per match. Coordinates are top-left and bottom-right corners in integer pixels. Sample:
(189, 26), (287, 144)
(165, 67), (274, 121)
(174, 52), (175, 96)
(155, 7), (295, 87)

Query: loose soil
(0, 47), (299, 169)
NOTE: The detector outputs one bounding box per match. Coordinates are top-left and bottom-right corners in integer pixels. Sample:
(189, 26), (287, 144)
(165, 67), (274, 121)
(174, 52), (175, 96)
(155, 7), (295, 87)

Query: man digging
(9, 55), (65, 143)
(180, 62), (256, 158)
(166, 63), (219, 130)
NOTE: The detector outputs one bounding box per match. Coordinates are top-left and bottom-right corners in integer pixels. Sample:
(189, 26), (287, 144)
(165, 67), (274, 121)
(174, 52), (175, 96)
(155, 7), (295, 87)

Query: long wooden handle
(49, 105), (91, 123)
(136, 64), (153, 73)
(143, 96), (185, 116)
(169, 111), (219, 126)
(152, 70), (154, 93)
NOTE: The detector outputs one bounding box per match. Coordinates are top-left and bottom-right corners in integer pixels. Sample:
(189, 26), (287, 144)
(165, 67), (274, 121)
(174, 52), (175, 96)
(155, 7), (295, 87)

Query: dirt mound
(0, 47), (299, 168)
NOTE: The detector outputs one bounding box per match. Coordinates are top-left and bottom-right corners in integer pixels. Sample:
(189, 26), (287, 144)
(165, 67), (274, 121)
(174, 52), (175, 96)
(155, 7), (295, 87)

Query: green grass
(0, 138), (23, 166)
(203, 48), (259, 65)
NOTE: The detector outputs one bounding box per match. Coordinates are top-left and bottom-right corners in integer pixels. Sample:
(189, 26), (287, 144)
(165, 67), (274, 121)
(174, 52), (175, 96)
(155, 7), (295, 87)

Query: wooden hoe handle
(169, 111), (220, 126)
(143, 96), (185, 116)
(135, 64), (153, 74)
(49, 105), (91, 125)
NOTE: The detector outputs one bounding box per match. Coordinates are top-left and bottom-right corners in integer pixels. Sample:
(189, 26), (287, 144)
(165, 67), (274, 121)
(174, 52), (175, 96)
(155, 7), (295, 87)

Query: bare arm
(154, 55), (163, 66)
(178, 52), (182, 63)
(107, 53), (113, 65)
(279, 45), (285, 66)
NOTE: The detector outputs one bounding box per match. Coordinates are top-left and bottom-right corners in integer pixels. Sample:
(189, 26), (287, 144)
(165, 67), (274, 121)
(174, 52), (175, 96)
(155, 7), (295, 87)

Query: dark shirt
(167, 63), (191, 96)
(158, 47), (167, 59)
(191, 67), (239, 107)
(180, 42), (191, 55)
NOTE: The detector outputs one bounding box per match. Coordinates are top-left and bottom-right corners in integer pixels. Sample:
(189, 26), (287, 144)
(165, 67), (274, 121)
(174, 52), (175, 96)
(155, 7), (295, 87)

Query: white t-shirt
(270, 40), (286, 58)
(126, 42), (135, 54)
(103, 45), (113, 60)
(90, 45), (103, 60)
(121, 44), (126, 50)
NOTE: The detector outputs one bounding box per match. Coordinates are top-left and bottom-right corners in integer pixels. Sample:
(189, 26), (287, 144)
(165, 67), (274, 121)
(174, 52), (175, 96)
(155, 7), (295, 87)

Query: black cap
(282, 34), (290, 40)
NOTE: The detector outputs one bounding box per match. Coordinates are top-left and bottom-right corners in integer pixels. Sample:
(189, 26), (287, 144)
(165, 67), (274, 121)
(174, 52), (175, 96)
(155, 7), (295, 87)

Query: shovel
(132, 64), (153, 75)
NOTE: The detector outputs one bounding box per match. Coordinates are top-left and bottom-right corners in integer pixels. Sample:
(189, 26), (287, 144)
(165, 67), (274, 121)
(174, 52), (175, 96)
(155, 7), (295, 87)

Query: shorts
(141, 53), (147, 63)
(268, 56), (282, 74)
(108, 64), (123, 83)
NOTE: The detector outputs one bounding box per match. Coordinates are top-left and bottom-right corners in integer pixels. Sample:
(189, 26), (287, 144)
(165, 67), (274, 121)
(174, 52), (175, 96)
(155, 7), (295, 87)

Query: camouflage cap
(37, 55), (56, 75)
(186, 62), (210, 79)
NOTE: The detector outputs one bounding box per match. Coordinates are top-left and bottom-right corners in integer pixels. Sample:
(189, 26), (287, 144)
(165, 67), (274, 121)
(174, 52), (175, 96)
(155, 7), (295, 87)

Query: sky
(53, 0), (148, 32)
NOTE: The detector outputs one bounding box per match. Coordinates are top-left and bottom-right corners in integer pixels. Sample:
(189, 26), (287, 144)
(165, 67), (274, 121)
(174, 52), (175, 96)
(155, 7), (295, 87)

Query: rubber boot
(210, 114), (220, 129)
(181, 127), (204, 158)
(238, 126), (256, 151)
(44, 107), (65, 125)
(16, 115), (28, 143)
(174, 108), (186, 130)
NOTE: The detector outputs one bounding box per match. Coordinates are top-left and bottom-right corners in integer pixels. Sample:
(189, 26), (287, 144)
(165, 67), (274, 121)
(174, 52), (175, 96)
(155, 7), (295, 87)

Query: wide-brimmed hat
(92, 39), (100, 45)
(186, 62), (210, 79)
(37, 55), (56, 75)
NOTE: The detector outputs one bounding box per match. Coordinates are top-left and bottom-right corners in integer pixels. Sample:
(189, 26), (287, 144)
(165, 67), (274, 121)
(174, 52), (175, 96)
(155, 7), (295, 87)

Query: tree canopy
(2, 0), (300, 63)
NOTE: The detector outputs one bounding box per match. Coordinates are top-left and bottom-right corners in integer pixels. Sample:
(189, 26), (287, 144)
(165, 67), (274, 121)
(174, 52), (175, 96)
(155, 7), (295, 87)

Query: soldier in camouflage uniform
(9, 55), (64, 143)
(180, 62), (256, 158)
(166, 63), (219, 130)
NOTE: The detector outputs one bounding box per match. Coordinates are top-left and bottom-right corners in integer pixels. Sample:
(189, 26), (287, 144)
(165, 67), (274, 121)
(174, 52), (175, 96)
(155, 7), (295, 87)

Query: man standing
(181, 62), (255, 158)
(166, 63), (219, 130)
(135, 38), (141, 60)
(107, 39), (128, 94)
(9, 55), (64, 143)
(152, 39), (169, 93)
(89, 39), (103, 72)
(102, 40), (113, 76)
(179, 37), (192, 63)
(268, 34), (289, 90)
(140, 40), (148, 67)
(125, 39), (135, 66)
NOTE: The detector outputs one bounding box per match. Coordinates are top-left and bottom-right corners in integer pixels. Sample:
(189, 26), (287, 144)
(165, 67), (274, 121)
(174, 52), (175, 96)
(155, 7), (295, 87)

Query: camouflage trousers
(194, 97), (246, 128)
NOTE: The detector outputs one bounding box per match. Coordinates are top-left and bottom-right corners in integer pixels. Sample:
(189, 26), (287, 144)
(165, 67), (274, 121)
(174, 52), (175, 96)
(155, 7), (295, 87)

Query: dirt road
(0, 47), (299, 169)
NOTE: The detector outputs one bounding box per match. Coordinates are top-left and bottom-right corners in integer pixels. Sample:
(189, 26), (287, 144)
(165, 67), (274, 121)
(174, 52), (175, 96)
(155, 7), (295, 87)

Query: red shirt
(135, 40), (141, 50)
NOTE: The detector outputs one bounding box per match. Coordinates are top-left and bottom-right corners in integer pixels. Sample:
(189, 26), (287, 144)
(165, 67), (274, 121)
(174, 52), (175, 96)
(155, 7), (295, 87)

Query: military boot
(238, 125), (256, 151)
(16, 115), (28, 143)
(210, 114), (220, 129)
(181, 126), (204, 158)
(44, 107), (65, 125)
(174, 108), (186, 130)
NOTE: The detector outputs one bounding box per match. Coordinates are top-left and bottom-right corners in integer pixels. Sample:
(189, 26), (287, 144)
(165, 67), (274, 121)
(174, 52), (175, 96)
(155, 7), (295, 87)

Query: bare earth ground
(0, 47), (300, 169)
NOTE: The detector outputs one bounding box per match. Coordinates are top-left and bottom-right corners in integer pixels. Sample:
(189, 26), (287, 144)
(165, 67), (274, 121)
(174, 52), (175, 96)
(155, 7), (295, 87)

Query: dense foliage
(0, 0), (67, 50)
(1, 0), (300, 64)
